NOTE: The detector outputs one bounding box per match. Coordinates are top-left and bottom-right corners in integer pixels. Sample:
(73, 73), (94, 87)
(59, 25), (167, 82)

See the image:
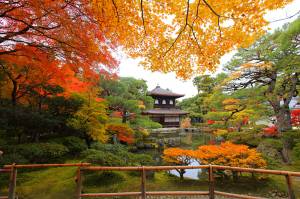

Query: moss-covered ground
(1, 160), (300, 199)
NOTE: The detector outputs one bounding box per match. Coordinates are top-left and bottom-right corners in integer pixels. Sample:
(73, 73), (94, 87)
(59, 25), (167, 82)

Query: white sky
(119, 0), (300, 99)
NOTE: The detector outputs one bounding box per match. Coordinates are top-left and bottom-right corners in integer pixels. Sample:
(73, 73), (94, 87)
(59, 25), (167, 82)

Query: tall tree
(0, 0), (117, 69)
(224, 19), (300, 163)
(100, 76), (153, 123)
(67, 92), (108, 147)
(225, 19), (300, 132)
(193, 75), (215, 94)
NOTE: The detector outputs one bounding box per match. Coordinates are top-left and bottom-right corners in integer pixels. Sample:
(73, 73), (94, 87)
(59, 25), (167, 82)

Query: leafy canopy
(92, 0), (292, 78)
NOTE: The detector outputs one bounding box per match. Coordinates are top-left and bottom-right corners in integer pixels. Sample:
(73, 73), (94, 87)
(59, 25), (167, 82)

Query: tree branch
(111, 0), (120, 22)
(163, 0), (190, 56)
(202, 0), (222, 37)
(270, 10), (300, 23)
(140, 0), (146, 35)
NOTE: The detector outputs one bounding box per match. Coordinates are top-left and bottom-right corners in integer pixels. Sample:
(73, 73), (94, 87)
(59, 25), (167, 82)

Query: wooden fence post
(285, 174), (295, 199)
(76, 168), (82, 199)
(141, 166), (146, 199)
(208, 164), (215, 199)
(8, 163), (17, 199)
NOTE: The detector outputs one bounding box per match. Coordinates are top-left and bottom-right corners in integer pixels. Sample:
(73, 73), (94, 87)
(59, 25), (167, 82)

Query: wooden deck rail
(1, 163), (91, 199)
(0, 169), (11, 199)
(1, 163), (299, 199)
(3, 163), (91, 169)
(78, 165), (300, 199)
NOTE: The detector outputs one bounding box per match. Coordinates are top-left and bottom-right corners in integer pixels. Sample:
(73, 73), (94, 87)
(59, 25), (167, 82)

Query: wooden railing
(1, 163), (300, 199)
(0, 168), (12, 199)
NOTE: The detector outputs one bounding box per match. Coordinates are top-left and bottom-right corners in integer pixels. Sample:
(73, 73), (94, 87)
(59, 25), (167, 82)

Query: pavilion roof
(148, 86), (184, 98)
(143, 108), (188, 115)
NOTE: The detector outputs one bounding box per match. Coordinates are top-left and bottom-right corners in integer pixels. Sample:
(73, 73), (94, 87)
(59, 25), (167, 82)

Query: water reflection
(141, 131), (213, 180)
(169, 160), (202, 179)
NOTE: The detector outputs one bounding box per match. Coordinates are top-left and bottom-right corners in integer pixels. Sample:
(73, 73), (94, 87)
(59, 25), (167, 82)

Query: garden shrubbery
(130, 116), (162, 129)
(82, 143), (154, 166)
(293, 143), (300, 160)
(226, 131), (262, 147)
(1, 143), (69, 164)
(82, 149), (126, 166)
(260, 139), (283, 151)
(61, 136), (87, 155)
(282, 130), (300, 148)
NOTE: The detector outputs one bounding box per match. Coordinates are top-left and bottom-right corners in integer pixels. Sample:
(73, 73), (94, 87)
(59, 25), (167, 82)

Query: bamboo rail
(0, 169), (11, 173)
(0, 169), (10, 199)
(1, 163), (299, 199)
(1, 163), (91, 199)
(3, 163), (91, 169)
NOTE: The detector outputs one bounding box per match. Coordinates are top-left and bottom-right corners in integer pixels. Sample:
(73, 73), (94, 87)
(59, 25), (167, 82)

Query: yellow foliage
(241, 62), (273, 69)
(222, 98), (240, 105)
(214, 129), (228, 137)
(138, 101), (146, 109)
(180, 117), (191, 128)
(92, 0), (292, 79)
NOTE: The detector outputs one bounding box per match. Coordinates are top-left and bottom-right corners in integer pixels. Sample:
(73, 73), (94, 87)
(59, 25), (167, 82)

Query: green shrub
(209, 123), (226, 129)
(292, 143), (300, 160)
(83, 171), (125, 186)
(261, 139), (283, 151)
(85, 143), (154, 166)
(91, 143), (127, 154)
(257, 141), (282, 166)
(81, 149), (126, 166)
(226, 131), (262, 147)
(61, 136), (87, 154)
(0, 153), (28, 165)
(128, 153), (154, 166)
(130, 117), (162, 129)
(282, 130), (300, 148)
(14, 143), (69, 163)
(204, 111), (230, 121)
(261, 154), (281, 169)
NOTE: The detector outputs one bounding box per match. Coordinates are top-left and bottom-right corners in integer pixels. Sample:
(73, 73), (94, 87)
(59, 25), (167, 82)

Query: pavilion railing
(2, 163), (300, 199)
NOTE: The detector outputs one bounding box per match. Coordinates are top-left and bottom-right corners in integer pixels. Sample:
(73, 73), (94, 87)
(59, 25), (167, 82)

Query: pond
(141, 131), (213, 180)
(169, 160), (203, 179)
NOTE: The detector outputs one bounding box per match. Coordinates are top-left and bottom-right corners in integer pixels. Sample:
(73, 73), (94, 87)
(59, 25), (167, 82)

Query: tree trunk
(232, 171), (239, 182)
(274, 106), (292, 164)
(84, 135), (92, 148)
(275, 107), (292, 132)
(177, 169), (185, 180)
(175, 169), (185, 180)
(122, 109), (127, 123)
(11, 80), (18, 106)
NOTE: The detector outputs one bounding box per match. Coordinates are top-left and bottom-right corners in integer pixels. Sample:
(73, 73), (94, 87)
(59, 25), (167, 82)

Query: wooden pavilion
(142, 86), (188, 127)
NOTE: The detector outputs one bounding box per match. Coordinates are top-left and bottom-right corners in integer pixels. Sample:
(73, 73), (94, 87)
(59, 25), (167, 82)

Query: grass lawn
(1, 163), (300, 199)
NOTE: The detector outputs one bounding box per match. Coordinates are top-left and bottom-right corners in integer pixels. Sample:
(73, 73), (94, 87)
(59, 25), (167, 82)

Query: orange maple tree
(0, 0), (118, 105)
(106, 123), (135, 144)
(0, 48), (90, 106)
(192, 142), (266, 168)
(163, 148), (194, 179)
(1, 0), (293, 80)
(0, 0), (117, 69)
